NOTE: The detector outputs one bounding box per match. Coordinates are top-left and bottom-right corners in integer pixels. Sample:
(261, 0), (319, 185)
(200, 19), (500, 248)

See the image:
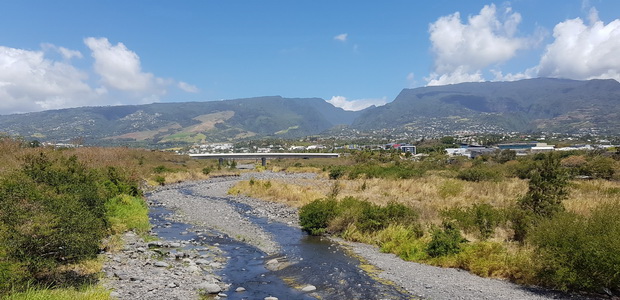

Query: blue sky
(1, 0), (620, 114)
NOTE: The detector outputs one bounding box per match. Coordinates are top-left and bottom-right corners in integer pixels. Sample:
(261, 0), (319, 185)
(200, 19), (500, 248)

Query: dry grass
(229, 179), (324, 207)
(229, 174), (620, 225)
(564, 179), (620, 215)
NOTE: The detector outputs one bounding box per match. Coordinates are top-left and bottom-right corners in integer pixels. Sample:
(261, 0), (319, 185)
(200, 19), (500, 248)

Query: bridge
(189, 153), (340, 160)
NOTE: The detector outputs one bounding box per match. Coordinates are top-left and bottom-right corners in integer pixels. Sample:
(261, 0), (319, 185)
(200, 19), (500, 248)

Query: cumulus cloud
(84, 37), (160, 93)
(0, 38), (199, 115)
(334, 33), (348, 42)
(327, 96), (387, 111)
(0, 45), (95, 113)
(537, 7), (620, 81)
(426, 4), (528, 85)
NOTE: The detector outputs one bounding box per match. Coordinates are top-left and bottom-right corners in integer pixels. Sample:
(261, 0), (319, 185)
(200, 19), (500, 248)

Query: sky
(1, 0), (620, 115)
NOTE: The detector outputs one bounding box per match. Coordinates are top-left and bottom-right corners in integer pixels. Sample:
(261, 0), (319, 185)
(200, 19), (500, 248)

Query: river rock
(198, 283), (222, 294)
(301, 285), (316, 292)
(265, 297), (278, 300)
(154, 261), (170, 268)
(187, 265), (200, 272)
(235, 287), (246, 292)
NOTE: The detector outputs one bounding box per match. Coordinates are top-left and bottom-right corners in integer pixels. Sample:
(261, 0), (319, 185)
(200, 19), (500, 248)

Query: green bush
(529, 201), (620, 292)
(202, 167), (212, 175)
(299, 198), (338, 235)
(154, 175), (166, 186)
(153, 165), (172, 173)
(456, 166), (501, 182)
(328, 166), (345, 179)
(348, 163), (425, 180)
(299, 197), (421, 236)
(426, 222), (467, 257)
(442, 204), (505, 240)
(0, 152), (144, 294)
(583, 156), (615, 180)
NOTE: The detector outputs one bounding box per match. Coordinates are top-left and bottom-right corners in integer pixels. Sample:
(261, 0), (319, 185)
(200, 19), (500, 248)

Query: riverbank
(103, 172), (599, 299)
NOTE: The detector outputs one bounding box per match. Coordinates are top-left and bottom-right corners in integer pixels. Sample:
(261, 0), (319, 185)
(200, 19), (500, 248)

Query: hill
(352, 78), (620, 136)
(0, 96), (362, 145)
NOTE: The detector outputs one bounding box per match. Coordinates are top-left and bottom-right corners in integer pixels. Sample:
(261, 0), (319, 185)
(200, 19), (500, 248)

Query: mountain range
(354, 78), (620, 136)
(0, 78), (618, 145)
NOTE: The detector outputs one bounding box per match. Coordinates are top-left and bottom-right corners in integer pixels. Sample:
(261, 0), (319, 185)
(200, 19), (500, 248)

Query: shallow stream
(148, 187), (411, 300)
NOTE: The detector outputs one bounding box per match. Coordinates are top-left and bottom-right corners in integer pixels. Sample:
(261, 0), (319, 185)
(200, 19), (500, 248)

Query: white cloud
(537, 7), (620, 81)
(84, 37), (160, 93)
(426, 67), (484, 86)
(426, 4), (527, 85)
(0, 38), (199, 115)
(41, 43), (83, 60)
(327, 96), (387, 111)
(0, 45), (95, 113)
(178, 81), (199, 93)
(491, 66), (539, 82)
(58, 47), (83, 60)
(334, 33), (348, 42)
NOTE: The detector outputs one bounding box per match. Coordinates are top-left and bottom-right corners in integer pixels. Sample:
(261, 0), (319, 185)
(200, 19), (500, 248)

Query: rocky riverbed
(103, 172), (599, 300)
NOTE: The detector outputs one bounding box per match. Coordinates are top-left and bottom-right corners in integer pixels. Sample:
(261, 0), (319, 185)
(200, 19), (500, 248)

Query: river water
(148, 188), (412, 300)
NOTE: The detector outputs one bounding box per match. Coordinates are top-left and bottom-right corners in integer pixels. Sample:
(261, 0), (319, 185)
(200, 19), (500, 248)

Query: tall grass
(105, 195), (150, 235)
(3, 285), (110, 300)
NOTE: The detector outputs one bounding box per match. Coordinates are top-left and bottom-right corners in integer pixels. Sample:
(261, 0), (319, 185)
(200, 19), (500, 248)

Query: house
(530, 144), (555, 153)
(445, 146), (495, 158)
(399, 145), (416, 154)
(384, 143), (416, 154)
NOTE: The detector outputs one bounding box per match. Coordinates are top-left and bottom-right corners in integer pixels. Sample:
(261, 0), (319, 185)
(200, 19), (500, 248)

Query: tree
(518, 153), (569, 218)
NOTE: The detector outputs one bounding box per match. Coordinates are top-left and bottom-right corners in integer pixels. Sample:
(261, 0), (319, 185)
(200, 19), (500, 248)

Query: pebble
(301, 285), (317, 292)
(154, 261), (170, 268)
(198, 283), (222, 294)
(235, 287), (246, 292)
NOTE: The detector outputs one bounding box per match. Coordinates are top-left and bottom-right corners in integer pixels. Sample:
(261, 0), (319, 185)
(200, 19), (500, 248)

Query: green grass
(105, 195), (151, 235)
(3, 285), (110, 300)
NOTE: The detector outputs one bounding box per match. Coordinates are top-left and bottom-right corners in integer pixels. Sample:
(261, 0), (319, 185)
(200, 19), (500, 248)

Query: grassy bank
(230, 151), (620, 294)
(0, 136), (221, 298)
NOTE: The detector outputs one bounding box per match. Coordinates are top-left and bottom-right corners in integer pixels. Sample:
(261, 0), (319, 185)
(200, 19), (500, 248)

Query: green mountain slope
(352, 78), (620, 135)
(0, 96), (361, 145)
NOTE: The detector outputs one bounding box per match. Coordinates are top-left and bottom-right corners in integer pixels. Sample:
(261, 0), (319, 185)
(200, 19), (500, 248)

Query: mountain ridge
(1, 78), (619, 145)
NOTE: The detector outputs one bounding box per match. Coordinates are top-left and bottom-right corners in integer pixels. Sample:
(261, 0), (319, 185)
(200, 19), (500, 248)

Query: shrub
(584, 156), (615, 180)
(442, 203), (505, 240)
(348, 163), (425, 180)
(153, 165), (171, 173)
(299, 197), (421, 236)
(154, 175), (166, 186)
(456, 166), (501, 182)
(299, 198), (338, 235)
(426, 222), (467, 257)
(328, 166), (345, 179)
(202, 167), (212, 175)
(528, 201), (620, 292)
(509, 158), (537, 179)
